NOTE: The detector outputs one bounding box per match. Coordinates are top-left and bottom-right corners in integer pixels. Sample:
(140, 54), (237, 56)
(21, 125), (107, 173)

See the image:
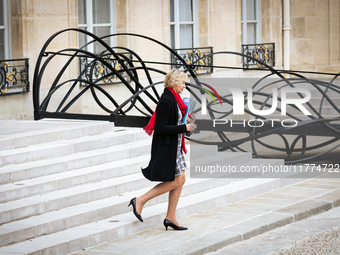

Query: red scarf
(143, 88), (188, 154)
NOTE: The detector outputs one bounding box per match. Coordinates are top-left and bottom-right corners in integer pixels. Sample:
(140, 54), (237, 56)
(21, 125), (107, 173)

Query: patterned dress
(175, 104), (187, 176)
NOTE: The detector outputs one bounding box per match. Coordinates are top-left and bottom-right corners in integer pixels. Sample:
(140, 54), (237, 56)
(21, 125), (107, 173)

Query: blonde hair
(164, 69), (188, 88)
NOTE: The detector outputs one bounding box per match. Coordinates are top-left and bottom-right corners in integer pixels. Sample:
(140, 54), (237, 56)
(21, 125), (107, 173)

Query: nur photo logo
(195, 78), (313, 128)
(201, 86), (311, 116)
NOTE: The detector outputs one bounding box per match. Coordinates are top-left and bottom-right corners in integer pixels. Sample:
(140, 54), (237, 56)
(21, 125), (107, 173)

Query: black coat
(142, 88), (187, 182)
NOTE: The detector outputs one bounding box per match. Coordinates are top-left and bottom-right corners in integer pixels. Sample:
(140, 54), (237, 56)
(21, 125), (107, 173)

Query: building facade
(0, 0), (339, 120)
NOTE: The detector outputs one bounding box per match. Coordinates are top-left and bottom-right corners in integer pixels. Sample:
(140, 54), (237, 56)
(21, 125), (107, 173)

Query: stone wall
(261, 0), (283, 69)
(290, 0), (340, 73)
(3, 0), (79, 120)
(1, 0), (338, 120)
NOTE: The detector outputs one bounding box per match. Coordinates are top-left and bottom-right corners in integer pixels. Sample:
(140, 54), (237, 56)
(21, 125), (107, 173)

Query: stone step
(0, 120), (117, 151)
(0, 176), (229, 247)
(0, 147), (252, 224)
(0, 158), (284, 247)
(0, 128), (150, 167)
(0, 158), (282, 246)
(0, 155), (150, 203)
(0, 141), (212, 185)
(314, 106), (340, 115)
(0, 156), (154, 224)
(273, 104), (338, 116)
(90, 176), (340, 255)
(275, 86), (340, 98)
(0, 143), (216, 203)
(189, 144), (218, 159)
(266, 114), (340, 121)
(0, 169), (303, 255)
(307, 97), (340, 107)
(0, 138), (151, 184)
(189, 150), (252, 178)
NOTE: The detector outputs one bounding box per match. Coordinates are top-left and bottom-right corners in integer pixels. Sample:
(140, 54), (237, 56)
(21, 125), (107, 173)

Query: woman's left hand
(187, 113), (196, 124)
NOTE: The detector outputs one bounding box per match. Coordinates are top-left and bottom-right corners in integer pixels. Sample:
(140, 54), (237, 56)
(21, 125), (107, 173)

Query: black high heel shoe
(163, 219), (188, 231)
(128, 198), (143, 222)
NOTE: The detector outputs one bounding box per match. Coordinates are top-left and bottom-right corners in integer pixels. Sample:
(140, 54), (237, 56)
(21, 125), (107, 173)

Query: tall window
(170, 0), (197, 49)
(78, 0), (115, 53)
(241, 0), (261, 44)
(0, 0), (10, 60)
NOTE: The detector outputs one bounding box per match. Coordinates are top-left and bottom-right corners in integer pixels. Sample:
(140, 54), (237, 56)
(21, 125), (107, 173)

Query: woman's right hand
(186, 123), (197, 132)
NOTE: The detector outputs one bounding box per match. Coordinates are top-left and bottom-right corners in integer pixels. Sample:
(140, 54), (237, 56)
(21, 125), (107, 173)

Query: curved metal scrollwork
(171, 47), (213, 74)
(0, 63), (7, 94)
(79, 52), (133, 86)
(242, 43), (275, 69)
(33, 29), (340, 164)
(0, 59), (29, 95)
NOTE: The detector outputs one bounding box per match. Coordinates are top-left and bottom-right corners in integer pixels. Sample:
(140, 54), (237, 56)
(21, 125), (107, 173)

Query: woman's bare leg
(165, 171), (186, 226)
(135, 174), (183, 215)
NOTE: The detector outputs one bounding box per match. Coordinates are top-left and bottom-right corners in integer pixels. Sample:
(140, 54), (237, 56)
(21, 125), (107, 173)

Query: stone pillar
(283, 0), (291, 70)
(6, 0), (79, 120)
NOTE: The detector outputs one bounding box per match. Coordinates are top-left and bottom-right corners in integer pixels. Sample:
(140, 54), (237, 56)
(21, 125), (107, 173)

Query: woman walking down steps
(128, 69), (196, 231)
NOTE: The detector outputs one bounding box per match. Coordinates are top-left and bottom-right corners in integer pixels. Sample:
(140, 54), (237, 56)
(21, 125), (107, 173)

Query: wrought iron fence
(171, 47), (213, 75)
(0, 58), (29, 95)
(79, 52), (133, 86)
(33, 29), (340, 164)
(242, 43), (275, 69)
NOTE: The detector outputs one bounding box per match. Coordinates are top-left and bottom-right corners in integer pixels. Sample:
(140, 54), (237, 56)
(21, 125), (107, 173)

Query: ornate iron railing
(79, 52), (133, 86)
(171, 47), (213, 75)
(0, 58), (29, 95)
(32, 29), (340, 164)
(242, 43), (275, 69)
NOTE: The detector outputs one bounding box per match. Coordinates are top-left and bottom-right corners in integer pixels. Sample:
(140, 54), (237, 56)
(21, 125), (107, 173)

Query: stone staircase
(0, 120), (302, 255)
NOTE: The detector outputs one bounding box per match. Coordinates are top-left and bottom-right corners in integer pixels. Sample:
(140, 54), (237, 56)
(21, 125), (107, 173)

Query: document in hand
(182, 97), (196, 124)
